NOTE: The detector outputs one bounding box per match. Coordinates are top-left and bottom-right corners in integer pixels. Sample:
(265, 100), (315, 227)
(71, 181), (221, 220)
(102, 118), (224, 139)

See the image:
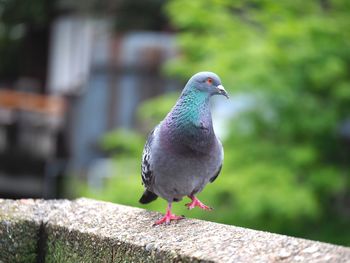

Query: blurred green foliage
(100, 129), (144, 158)
(80, 0), (350, 246)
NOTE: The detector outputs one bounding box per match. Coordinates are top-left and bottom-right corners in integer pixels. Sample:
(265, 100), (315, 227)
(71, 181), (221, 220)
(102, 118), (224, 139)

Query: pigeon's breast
(161, 120), (216, 156)
(151, 136), (222, 201)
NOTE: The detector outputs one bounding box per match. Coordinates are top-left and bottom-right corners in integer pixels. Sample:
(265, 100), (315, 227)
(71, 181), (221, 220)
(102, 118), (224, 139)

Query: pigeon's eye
(207, 78), (213, 84)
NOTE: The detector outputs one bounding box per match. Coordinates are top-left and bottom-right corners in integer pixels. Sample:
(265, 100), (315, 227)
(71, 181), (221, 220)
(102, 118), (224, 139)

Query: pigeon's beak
(216, 85), (229, 99)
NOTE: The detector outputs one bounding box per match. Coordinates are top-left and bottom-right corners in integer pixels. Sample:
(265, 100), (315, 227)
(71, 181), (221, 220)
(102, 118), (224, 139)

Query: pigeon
(139, 71), (228, 225)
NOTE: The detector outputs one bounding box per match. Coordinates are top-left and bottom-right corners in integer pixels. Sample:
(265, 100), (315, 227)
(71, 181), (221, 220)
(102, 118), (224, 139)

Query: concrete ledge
(0, 198), (349, 263)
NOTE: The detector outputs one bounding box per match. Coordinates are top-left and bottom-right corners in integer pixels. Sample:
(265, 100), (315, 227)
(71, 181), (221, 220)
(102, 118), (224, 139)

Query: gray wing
(141, 125), (158, 188)
(209, 164), (222, 183)
(209, 139), (224, 183)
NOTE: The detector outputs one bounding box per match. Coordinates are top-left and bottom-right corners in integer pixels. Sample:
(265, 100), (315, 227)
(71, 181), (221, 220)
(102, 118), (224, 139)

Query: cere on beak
(217, 85), (229, 99)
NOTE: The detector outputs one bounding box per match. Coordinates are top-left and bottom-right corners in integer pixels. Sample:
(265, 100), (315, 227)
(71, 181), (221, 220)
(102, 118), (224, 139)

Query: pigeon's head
(187, 71), (229, 99)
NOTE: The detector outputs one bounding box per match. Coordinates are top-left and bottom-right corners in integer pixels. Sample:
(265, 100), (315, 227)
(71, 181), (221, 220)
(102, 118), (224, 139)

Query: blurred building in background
(0, 0), (178, 199)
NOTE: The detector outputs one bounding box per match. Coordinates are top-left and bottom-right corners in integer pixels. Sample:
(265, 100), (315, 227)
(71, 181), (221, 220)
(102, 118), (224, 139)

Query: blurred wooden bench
(0, 89), (66, 116)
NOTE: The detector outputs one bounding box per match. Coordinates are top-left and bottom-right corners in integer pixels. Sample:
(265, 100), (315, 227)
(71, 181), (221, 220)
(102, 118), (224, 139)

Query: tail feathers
(139, 190), (158, 204)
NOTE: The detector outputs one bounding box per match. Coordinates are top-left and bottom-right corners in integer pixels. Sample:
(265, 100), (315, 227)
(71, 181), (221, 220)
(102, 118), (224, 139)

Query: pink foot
(153, 213), (184, 226)
(185, 196), (213, 211)
(153, 203), (184, 226)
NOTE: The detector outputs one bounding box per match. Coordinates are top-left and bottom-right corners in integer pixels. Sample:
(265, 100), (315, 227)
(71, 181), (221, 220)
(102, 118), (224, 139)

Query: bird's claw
(185, 197), (213, 211)
(153, 214), (184, 226)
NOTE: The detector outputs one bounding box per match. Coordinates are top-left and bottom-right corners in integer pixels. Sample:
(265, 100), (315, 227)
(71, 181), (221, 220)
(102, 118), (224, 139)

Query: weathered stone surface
(0, 198), (349, 263)
(0, 199), (41, 263)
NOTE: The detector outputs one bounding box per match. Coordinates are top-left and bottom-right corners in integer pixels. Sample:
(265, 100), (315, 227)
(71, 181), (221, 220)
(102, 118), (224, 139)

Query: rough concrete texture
(0, 198), (349, 263)
(0, 199), (43, 263)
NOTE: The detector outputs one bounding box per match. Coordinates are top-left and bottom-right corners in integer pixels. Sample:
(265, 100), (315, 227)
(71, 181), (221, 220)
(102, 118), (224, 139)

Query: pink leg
(153, 203), (184, 226)
(185, 195), (213, 211)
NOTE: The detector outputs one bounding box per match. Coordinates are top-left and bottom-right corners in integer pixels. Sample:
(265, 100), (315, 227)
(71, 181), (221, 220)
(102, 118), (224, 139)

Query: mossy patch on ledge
(0, 219), (39, 263)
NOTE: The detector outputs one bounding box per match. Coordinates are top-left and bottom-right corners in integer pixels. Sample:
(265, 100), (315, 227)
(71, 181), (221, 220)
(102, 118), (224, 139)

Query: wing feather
(141, 126), (158, 188)
(210, 139), (224, 183)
